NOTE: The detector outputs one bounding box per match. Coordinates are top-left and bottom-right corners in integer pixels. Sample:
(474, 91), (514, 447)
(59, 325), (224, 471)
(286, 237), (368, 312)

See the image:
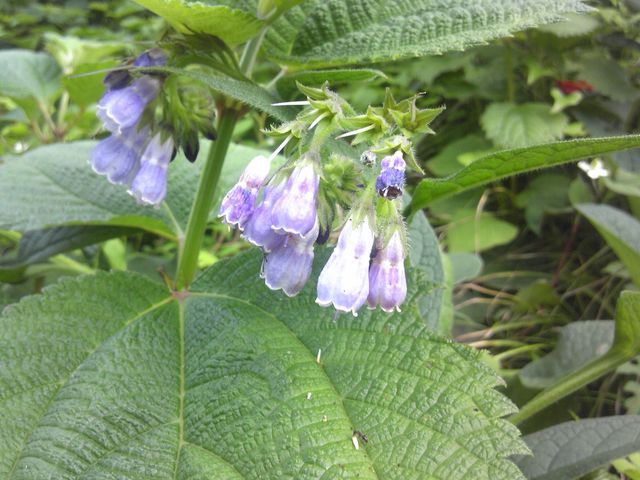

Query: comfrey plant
(91, 48), (216, 206)
(218, 85), (440, 315)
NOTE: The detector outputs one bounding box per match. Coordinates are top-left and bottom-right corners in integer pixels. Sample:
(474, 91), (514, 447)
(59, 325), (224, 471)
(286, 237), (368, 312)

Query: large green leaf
(519, 321), (615, 389)
(513, 416), (640, 480)
(263, 0), (591, 69)
(0, 247), (528, 479)
(480, 102), (568, 149)
(133, 0), (263, 45)
(576, 204), (640, 287)
(411, 135), (640, 212)
(0, 49), (61, 102)
(0, 141), (271, 239)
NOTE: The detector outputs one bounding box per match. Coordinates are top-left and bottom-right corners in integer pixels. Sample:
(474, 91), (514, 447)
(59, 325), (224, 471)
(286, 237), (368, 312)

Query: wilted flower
(128, 132), (174, 206)
(367, 231), (407, 312)
(262, 217), (319, 296)
(316, 217), (375, 315)
(97, 75), (161, 133)
(219, 155), (272, 229)
(91, 126), (150, 185)
(376, 151), (406, 199)
(271, 163), (319, 237)
(242, 181), (287, 252)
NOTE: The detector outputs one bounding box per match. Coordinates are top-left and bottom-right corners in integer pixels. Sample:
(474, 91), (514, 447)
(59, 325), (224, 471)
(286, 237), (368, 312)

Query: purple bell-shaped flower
(271, 163), (319, 237)
(219, 155), (272, 229)
(91, 126), (150, 185)
(376, 151), (406, 200)
(133, 48), (168, 68)
(97, 75), (161, 133)
(367, 231), (407, 312)
(128, 132), (174, 206)
(262, 217), (319, 297)
(242, 181), (287, 252)
(316, 217), (374, 316)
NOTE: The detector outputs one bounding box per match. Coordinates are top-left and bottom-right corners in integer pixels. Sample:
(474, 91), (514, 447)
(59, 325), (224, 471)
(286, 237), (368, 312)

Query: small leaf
(448, 252), (484, 284)
(133, 0), (263, 45)
(576, 204), (640, 287)
(515, 173), (571, 234)
(579, 54), (640, 102)
(519, 321), (615, 389)
(411, 135), (640, 212)
(276, 68), (385, 98)
(481, 102), (568, 149)
(513, 416), (640, 480)
(0, 49), (61, 103)
(263, 0), (592, 68)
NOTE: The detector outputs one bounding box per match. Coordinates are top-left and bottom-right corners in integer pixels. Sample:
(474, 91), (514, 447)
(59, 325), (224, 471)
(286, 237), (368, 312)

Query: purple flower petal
(271, 163), (319, 237)
(128, 133), (174, 206)
(219, 155), (271, 229)
(316, 217), (374, 316)
(262, 217), (319, 297)
(367, 231), (407, 312)
(91, 126), (150, 185)
(242, 181), (287, 252)
(96, 76), (161, 133)
(376, 151), (406, 200)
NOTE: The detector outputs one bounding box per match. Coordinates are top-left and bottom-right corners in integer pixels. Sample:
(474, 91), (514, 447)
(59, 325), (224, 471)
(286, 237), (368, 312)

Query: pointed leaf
(263, 0), (592, 69)
(411, 135), (640, 212)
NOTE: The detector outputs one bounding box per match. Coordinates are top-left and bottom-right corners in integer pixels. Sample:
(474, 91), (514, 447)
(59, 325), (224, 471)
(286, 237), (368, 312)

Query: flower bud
(316, 217), (374, 316)
(219, 155), (271, 229)
(128, 133), (174, 206)
(97, 76), (161, 133)
(271, 163), (319, 237)
(133, 48), (168, 68)
(242, 181), (287, 252)
(367, 231), (407, 312)
(376, 151), (406, 200)
(103, 69), (132, 91)
(91, 126), (150, 185)
(262, 217), (319, 297)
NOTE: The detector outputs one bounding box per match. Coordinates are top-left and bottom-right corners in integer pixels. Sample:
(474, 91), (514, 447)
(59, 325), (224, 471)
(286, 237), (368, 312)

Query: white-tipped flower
(128, 132), (174, 206)
(316, 217), (374, 316)
(271, 163), (319, 237)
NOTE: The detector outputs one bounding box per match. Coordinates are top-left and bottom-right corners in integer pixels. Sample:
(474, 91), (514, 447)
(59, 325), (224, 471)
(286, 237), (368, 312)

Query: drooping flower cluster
(91, 49), (174, 206)
(219, 147), (408, 315)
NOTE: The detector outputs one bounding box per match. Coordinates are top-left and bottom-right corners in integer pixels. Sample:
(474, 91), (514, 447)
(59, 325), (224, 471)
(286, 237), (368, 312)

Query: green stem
(175, 31), (266, 289)
(175, 112), (238, 289)
(509, 349), (629, 425)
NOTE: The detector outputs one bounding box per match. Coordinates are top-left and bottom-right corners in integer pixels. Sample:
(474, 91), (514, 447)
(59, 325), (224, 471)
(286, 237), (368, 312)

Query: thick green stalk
(509, 349), (630, 425)
(175, 112), (237, 289)
(175, 31), (266, 289)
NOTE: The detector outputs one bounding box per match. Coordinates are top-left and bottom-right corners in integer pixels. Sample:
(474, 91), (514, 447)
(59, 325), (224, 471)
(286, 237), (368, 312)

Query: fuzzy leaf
(0, 49), (61, 102)
(481, 102), (568, 149)
(132, 0), (263, 45)
(263, 0), (592, 69)
(411, 135), (640, 212)
(0, 247), (528, 479)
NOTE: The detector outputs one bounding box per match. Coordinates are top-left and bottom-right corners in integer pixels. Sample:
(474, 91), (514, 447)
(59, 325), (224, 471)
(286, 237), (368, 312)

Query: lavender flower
(242, 181), (287, 252)
(376, 151), (406, 200)
(97, 76), (161, 133)
(219, 155), (271, 229)
(271, 163), (319, 237)
(128, 133), (174, 206)
(316, 217), (374, 315)
(262, 217), (319, 296)
(367, 231), (407, 312)
(91, 126), (150, 185)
